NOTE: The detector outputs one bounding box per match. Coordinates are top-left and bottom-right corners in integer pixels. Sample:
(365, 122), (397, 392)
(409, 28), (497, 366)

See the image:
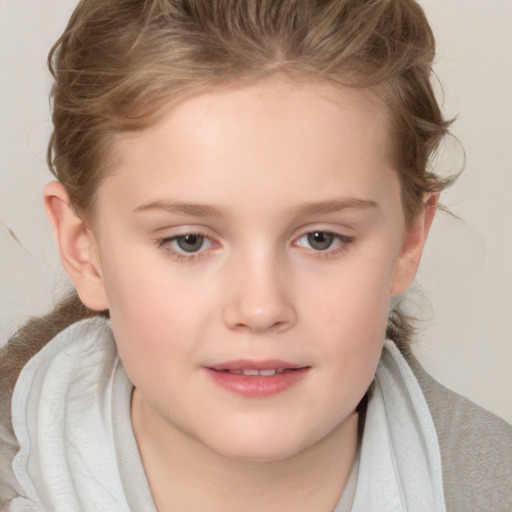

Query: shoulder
(0, 316), (116, 509)
(406, 351), (512, 511)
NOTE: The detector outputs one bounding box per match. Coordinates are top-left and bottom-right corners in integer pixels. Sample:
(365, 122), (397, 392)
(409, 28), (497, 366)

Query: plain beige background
(1, 0), (511, 424)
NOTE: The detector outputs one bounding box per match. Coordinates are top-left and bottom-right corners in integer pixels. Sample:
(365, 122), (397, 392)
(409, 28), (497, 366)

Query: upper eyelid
(163, 230), (211, 239)
(152, 223), (215, 235)
(292, 219), (356, 233)
(155, 226), (220, 244)
(159, 231), (215, 247)
(293, 231), (353, 246)
(292, 225), (354, 241)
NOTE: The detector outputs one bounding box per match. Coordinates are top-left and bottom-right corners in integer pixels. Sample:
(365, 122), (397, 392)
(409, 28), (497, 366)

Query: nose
(221, 253), (297, 334)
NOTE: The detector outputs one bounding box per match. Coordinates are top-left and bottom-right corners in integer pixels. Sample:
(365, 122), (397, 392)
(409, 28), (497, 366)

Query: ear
(391, 191), (440, 296)
(43, 181), (109, 311)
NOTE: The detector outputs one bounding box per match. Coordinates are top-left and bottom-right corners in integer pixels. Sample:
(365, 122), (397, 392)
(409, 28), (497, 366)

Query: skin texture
(44, 79), (438, 511)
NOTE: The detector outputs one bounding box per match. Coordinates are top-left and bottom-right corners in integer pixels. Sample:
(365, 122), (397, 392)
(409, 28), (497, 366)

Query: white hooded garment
(8, 318), (446, 512)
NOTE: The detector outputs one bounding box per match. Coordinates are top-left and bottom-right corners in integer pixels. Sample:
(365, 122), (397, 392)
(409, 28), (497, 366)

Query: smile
(205, 361), (310, 397)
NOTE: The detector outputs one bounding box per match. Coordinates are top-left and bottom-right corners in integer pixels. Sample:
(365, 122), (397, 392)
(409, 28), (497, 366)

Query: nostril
(220, 270), (297, 332)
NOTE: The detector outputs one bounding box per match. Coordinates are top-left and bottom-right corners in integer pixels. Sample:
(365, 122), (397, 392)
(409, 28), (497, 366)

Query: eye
(294, 230), (354, 255)
(156, 232), (215, 260)
(296, 231), (339, 251)
(173, 234), (209, 253)
(170, 233), (212, 253)
(303, 231), (335, 251)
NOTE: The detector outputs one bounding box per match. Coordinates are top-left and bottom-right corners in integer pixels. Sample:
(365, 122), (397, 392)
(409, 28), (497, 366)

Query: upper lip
(207, 359), (307, 371)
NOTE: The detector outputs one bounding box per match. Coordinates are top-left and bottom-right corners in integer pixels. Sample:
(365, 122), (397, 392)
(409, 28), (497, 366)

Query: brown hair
(2, 0), (454, 391)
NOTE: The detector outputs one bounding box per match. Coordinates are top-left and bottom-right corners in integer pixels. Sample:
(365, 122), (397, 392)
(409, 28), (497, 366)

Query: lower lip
(205, 368), (309, 398)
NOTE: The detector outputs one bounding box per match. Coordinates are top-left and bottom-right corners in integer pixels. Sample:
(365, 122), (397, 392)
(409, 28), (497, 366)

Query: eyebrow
(133, 197), (378, 218)
(291, 198), (379, 217)
(133, 200), (228, 217)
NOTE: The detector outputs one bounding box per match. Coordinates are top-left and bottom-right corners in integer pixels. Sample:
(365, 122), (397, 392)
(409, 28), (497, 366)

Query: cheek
(302, 249), (398, 384)
(305, 251), (396, 332)
(99, 249), (208, 375)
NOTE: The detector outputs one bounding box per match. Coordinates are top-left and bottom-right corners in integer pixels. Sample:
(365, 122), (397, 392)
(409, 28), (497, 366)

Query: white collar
(350, 340), (446, 511)
(10, 318), (131, 512)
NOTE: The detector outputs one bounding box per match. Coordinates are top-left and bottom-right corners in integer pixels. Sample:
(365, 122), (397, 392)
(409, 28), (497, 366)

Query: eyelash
(155, 230), (355, 262)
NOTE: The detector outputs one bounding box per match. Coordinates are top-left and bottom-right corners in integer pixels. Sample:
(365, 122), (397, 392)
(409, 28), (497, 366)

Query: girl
(1, 1), (511, 511)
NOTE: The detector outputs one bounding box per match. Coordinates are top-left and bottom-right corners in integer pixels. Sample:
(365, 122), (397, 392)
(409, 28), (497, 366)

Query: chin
(213, 441), (305, 463)
(200, 423), (321, 463)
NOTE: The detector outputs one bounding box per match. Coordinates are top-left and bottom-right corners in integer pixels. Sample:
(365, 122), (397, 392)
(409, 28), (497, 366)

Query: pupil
(307, 232), (334, 251)
(177, 234), (204, 253)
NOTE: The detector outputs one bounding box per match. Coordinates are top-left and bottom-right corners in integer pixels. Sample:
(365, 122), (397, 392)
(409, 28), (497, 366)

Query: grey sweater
(406, 353), (512, 511)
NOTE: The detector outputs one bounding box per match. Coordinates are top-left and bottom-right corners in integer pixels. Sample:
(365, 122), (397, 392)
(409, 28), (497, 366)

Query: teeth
(242, 369), (259, 376)
(224, 369), (286, 376)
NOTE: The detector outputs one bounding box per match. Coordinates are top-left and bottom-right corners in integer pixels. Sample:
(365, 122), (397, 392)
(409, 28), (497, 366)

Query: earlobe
(43, 182), (109, 311)
(391, 191), (440, 296)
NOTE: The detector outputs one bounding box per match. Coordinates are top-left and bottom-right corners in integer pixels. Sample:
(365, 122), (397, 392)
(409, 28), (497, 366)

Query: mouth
(205, 360), (310, 397)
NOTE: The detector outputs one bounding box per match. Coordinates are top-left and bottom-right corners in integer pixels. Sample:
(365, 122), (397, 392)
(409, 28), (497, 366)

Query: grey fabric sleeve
(406, 352), (512, 512)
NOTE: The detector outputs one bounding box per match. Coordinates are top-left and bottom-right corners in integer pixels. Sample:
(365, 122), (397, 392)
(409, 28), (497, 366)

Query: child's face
(87, 79), (422, 461)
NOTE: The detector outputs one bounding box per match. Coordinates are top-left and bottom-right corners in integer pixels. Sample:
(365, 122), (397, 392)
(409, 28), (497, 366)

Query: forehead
(99, 78), (398, 219)
(116, 78), (391, 156)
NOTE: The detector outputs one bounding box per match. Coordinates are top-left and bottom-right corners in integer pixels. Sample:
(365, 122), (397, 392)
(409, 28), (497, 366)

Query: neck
(131, 390), (359, 512)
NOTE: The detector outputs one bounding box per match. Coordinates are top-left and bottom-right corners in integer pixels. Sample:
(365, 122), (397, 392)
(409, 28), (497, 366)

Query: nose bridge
(222, 244), (296, 333)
